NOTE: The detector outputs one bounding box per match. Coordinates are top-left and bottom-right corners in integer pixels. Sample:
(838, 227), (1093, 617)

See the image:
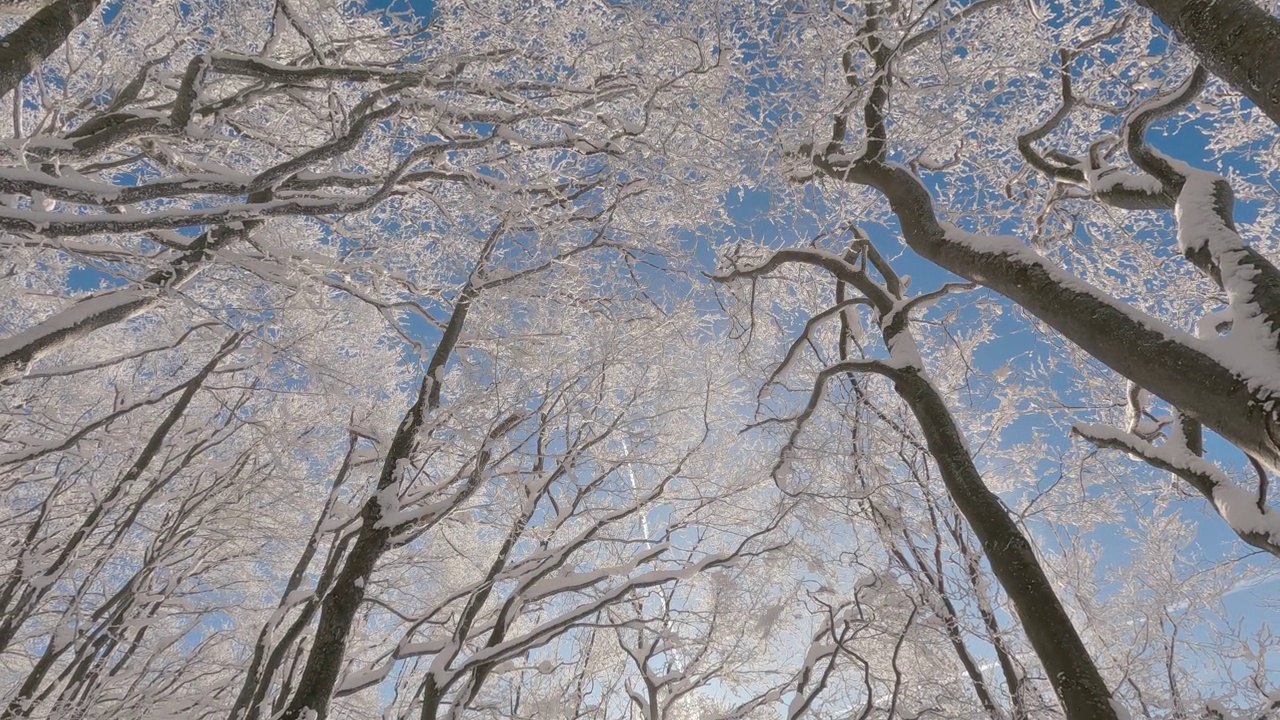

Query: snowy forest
(2, 0), (1280, 718)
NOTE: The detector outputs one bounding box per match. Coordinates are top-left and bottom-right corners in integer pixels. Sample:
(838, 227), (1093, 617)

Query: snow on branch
(1125, 65), (1208, 190)
(1016, 43), (1172, 210)
(1073, 423), (1280, 557)
(1175, 170), (1280, 396)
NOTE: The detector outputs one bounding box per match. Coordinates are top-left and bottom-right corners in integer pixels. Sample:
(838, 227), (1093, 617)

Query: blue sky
(362, 0), (435, 22)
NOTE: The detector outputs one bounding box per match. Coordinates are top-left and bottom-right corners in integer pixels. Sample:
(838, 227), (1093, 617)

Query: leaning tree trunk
(1134, 0), (1280, 128)
(0, 0), (103, 100)
(716, 240), (1120, 720)
(278, 278), (479, 720)
(892, 368), (1118, 720)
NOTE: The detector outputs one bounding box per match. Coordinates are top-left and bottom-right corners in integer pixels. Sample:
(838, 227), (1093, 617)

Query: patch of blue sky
(179, 608), (237, 654)
(61, 225), (205, 296)
(65, 265), (128, 292)
(362, 0), (434, 17)
(100, 0), (123, 25)
(360, 0), (436, 42)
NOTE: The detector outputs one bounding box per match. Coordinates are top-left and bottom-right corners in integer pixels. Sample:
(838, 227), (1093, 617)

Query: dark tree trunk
(0, 0), (103, 100)
(1135, 0), (1280, 127)
(892, 368), (1118, 720)
(726, 243), (1120, 718)
(279, 282), (479, 720)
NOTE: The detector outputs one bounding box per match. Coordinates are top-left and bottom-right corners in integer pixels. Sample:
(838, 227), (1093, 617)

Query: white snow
(1075, 423), (1280, 545)
(943, 220), (1280, 400)
(1090, 170), (1164, 196)
(0, 288), (151, 361)
(336, 661), (393, 693)
(318, 503), (360, 532)
(1176, 170), (1280, 396)
(1210, 482), (1276, 544)
(883, 330), (924, 369)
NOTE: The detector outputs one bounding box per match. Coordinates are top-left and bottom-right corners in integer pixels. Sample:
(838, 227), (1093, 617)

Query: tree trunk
(0, 0), (103, 100)
(892, 368), (1118, 720)
(280, 282), (478, 719)
(725, 246), (1120, 718)
(1134, 0), (1280, 128)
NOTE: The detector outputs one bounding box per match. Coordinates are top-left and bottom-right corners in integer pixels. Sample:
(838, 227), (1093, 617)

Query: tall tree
(715, 231), (1118, 719)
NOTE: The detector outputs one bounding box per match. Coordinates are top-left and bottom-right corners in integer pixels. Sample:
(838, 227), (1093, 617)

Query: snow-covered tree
(2, 1), (1279, 719)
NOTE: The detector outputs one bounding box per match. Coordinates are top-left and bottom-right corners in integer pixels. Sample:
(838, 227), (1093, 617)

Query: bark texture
(0, 0), (103, 100)
(1135, 0), (1280, 127)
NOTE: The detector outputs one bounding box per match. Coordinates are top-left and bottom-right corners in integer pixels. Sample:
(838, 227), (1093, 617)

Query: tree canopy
(1, 1), (1279, 719)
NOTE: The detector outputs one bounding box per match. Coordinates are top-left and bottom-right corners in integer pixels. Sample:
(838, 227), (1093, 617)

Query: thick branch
(1126, 65), (1209, 190)
(1133, 0), (1280, 128)
(1017, 50), (1086, 184)
(0, 0), (102, 100)
(814, 154), (1280, 473)
(0, 199), (259, 382)
(1018, 46), (1172, 210)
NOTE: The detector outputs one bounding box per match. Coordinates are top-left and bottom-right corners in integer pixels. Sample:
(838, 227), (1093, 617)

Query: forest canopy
(1, 0), (1279, 719)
